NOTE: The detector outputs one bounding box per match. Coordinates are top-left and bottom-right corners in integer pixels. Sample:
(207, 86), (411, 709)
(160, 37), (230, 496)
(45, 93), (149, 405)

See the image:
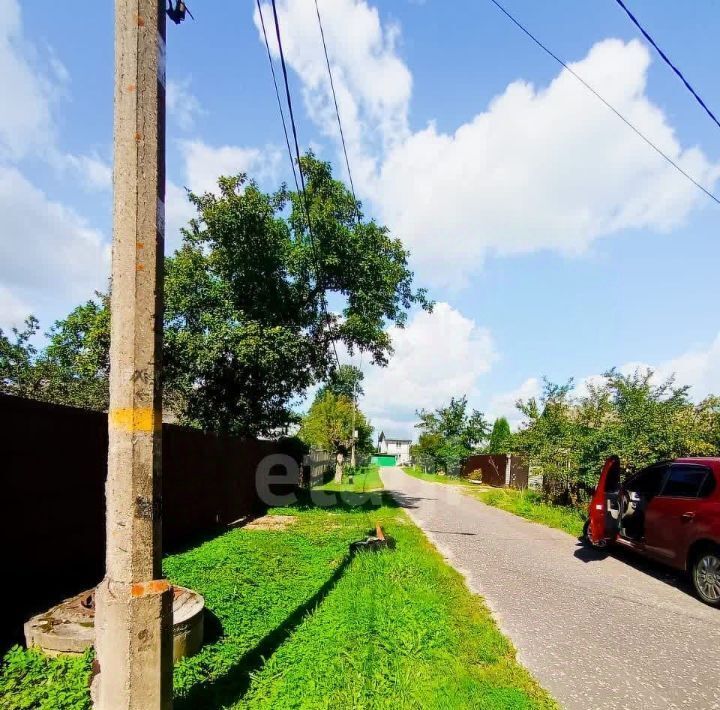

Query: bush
(466, 468), (483, 482)
(514, 371), (720, 505)
(0, 646), (92, 710)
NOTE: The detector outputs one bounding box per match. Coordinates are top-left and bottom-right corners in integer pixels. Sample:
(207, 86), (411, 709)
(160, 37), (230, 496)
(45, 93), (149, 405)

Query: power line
(313, 0), (367, 420)
(269, 0), (316, 236)
(313, 0), (360, 217)
(612, 0), (720, 132)
(255, 0), (301, 197)
(485, 0), (720, 206)
(268, 0), (342, 368)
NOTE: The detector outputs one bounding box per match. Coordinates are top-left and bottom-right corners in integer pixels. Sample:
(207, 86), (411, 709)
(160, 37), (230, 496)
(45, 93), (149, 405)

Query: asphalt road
(381, 467), (720, 710)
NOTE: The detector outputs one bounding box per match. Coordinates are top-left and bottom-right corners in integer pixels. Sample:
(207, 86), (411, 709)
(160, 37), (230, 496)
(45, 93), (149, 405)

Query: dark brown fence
(302, 449), (334, 487)
(461, 454), (529, 489)
(0, 394), (300, 651)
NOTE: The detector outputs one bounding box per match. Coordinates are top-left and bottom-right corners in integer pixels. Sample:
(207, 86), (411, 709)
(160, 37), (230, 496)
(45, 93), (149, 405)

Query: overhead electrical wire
(612, 0), (720, 132)
(266, 0), (342, 369)
(313, 0), (360, 218)
(255, 0), (301, 196)
(313, 0), (367, 433)
(486, 0), (720, 206)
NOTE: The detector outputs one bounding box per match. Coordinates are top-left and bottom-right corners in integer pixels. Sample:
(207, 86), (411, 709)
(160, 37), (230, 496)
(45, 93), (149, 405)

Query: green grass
(0, 646), (92, 710)
(1, 492), (555, 709)
(403, 465), (477, 487)
(316, 464), (383, 493)
(469, 488), (586, 538)
(403, 466), (585, 539)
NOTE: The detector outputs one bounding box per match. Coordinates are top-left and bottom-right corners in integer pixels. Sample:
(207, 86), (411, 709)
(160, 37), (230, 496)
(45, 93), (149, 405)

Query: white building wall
(386, 441), (411, 465)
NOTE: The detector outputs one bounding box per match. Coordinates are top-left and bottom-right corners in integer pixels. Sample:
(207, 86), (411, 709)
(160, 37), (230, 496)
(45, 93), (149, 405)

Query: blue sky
(2, 0), (719, 437)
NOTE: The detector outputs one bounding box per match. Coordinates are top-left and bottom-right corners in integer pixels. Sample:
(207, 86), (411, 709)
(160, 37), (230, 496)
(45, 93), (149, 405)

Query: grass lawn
(403, 466), (585, 539)
(1, 493), (555, 709)
(403, 465), (477, 487)
(316, 463), (383, 493)
(467, 488), (586, 539)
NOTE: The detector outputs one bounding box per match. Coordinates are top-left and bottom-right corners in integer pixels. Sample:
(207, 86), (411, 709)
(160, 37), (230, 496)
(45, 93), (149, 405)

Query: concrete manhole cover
(24, 585), (204, 662)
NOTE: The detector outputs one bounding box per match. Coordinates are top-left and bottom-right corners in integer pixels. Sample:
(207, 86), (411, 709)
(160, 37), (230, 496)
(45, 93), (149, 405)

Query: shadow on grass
(288, 488), (401, 512)
(167, 490), (400, 559)
(203, 608), (224, 646)
(175, 552), (356, 709)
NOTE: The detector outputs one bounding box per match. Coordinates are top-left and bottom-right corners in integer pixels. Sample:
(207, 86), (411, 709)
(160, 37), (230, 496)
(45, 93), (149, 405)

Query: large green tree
(0, 300), (109, 410)
(414, 396), (490, 474)
(2, 155), (430, 436)
(514, 369), (720, 504)
(298, 390), (373, 481)
(487, 417), (513, 454)
(316, 364), (364, 402)
(0, 317), (41, 398)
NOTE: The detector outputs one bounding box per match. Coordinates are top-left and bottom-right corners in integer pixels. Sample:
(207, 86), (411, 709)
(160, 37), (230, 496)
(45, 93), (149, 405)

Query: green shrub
(0, 646), (92, 710)
(475, 488), (585, 538)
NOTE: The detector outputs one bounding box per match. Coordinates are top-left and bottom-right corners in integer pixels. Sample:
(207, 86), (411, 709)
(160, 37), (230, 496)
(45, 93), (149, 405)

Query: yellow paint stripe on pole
(109, 407), (160, 432)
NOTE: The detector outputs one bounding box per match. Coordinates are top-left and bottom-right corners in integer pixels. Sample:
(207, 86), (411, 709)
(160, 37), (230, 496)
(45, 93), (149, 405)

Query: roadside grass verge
(402, 466), (585, 539)
(1, 492), (556, 709)
(469, 488), (586, 538)
(403, 465), (477, 487)
(317, 463), (383, 493)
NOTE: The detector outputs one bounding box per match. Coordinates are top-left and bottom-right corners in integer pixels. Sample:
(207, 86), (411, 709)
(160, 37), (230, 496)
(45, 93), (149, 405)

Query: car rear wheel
(581, 519), (608, 549)
(692, 548), (720, 607)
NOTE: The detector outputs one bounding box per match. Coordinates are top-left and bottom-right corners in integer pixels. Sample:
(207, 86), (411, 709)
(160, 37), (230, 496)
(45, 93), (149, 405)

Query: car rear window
(661, 465), (713, 498)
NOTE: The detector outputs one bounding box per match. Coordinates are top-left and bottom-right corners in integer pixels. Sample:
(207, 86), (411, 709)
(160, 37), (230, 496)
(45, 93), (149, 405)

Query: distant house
(375, 431), (412, 466)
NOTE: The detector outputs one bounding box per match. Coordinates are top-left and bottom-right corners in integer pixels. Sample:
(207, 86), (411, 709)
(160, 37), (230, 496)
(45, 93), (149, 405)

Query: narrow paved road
(381, 467), (720, 710)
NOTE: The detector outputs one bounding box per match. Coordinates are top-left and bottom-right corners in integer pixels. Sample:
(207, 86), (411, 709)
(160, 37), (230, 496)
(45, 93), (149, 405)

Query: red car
(587, 456), (720, 606)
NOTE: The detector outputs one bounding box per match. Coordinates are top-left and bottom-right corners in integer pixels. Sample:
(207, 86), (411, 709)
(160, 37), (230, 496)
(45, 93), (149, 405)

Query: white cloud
(53, 150), (112, 191)
(254, 0), (411, 188)
(374, 39), (719, 287)
(577, 335), (720, 403)
(162, 141), (283, 254)
(360, 302), (497, 438)
(0, 0), (58, 160)
(179, 139), (280, 195)
(167, 78), (204, 131)
(493, 333), (720, 431)
(652, 335), (720, 399)
(254, 3), (719, 288)
(0, 285), (32, 331)
(0, 0), (112, 322)
(487, 377), (542, 430)
(0, 166), (109, 304)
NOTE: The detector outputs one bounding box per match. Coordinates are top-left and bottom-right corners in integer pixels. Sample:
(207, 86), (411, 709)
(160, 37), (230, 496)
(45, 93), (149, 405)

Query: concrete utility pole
(94, 1), (172, 708)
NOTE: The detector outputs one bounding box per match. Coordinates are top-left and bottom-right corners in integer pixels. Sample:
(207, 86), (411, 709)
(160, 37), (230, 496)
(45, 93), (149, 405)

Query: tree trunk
(334, 452), (344, 483)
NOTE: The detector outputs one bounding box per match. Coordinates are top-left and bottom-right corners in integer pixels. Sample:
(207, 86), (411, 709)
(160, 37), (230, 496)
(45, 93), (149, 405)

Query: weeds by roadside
(404, 466), (586, 538)
(403, 465), (477, 487)
(469, 488), (586, 538)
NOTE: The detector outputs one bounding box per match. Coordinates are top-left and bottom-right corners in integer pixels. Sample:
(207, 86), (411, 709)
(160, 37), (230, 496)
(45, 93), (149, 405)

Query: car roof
(630, 457), (720, 473)
(672, 457), (720, 470)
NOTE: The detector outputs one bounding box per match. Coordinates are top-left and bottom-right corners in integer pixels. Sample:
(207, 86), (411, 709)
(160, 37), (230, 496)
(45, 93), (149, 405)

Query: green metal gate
(371, 455), (397, 467)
